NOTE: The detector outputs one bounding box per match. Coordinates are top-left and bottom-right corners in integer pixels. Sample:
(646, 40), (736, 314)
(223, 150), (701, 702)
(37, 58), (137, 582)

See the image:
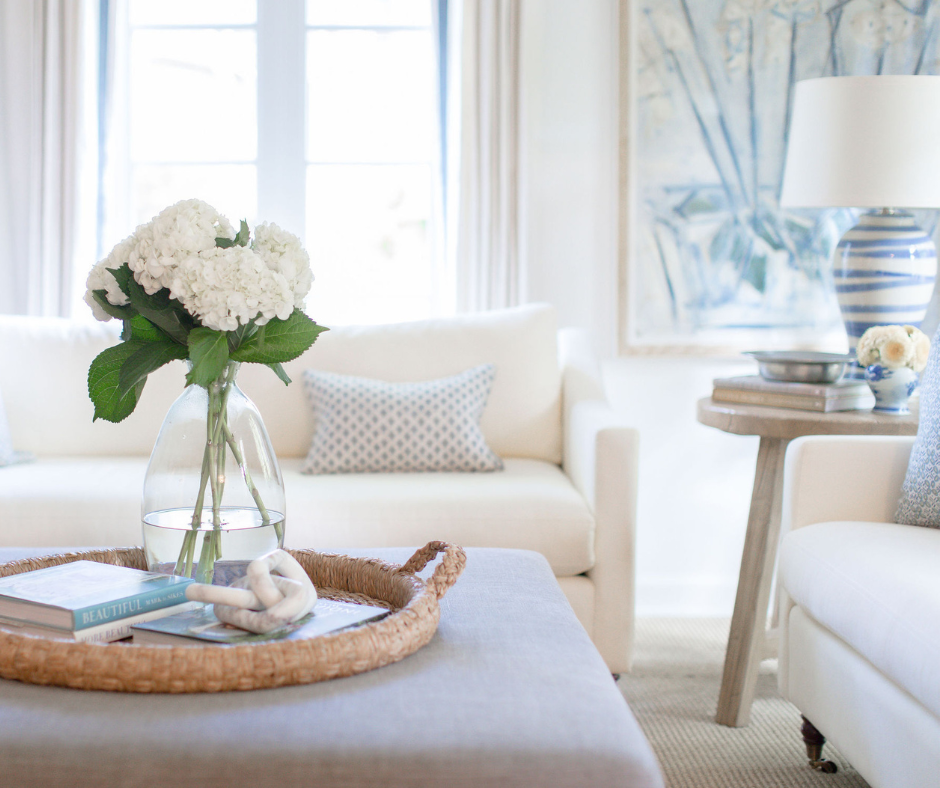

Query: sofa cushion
(281, 458), (593, 575)
(301, 365), (503, 474)
(0, 458), (595, 577)
(780, 520), (940, 720)
(239, 303), (563, 462)
(0, 316), (187, 457)
(0, 305), (562, 463)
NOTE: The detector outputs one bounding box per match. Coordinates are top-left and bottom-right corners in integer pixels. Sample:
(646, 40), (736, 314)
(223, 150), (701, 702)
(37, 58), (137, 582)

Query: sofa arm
(559, 328), (639, 671)
(781, 435), (915, 534)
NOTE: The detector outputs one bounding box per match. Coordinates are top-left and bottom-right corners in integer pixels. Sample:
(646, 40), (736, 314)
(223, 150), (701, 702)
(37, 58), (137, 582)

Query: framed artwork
(619, 0), (940, 352)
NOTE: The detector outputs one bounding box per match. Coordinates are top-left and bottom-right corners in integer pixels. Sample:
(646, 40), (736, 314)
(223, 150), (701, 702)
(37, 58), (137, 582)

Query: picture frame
(618, 0), (940, 354)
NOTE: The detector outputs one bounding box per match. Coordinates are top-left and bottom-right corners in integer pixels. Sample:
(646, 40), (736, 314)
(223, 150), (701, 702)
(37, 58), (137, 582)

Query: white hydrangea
(85, 200), (313, 332)
(83, 233), (136, 321)
(251, 222), (313, 308)
(128, 200), (235, 296)
(169, 246), (294, 333)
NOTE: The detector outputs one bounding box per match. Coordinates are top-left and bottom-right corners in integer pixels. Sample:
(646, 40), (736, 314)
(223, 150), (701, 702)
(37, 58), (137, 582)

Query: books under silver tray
(712, 375), (875, 413)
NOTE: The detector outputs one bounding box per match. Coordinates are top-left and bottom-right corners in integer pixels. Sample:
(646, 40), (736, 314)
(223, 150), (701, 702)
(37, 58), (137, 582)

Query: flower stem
(175, 361), (273, 583)
(174, 443), (213, 576)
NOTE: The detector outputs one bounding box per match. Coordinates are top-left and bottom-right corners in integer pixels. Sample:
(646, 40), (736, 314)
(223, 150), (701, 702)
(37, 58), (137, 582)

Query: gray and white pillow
(897, 329), (940, 526)
(301, 364), (504, 474)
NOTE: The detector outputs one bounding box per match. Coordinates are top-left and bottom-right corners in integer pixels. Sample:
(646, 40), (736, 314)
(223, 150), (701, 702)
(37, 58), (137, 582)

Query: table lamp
(779, 75), (940, 361)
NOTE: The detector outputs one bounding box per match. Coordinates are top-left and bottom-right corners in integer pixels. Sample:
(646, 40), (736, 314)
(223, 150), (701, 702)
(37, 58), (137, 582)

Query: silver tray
(744, 351), (855, 383)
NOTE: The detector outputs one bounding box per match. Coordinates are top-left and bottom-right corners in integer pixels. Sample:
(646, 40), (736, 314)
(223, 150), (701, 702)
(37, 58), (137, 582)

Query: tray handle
(399, 541), (467, 600)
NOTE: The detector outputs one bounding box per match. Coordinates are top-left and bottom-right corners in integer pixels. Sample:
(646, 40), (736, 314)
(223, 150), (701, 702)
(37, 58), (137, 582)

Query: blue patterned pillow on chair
(301, 364), (504, 474)
(896, 331), (940, 527)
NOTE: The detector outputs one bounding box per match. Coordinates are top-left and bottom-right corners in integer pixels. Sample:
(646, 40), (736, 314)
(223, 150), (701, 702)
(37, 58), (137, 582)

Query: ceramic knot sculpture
(185, 549), (318, 634)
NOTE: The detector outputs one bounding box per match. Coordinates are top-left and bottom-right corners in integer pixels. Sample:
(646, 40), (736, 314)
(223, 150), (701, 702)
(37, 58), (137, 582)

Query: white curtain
(452, 0), (523, 312)
(0, 0), (89, 317)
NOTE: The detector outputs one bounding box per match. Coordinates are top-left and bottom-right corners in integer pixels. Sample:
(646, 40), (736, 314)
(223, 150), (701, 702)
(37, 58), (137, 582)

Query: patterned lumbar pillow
(301, 364), (504, 474)
(896, 330), (940, 527)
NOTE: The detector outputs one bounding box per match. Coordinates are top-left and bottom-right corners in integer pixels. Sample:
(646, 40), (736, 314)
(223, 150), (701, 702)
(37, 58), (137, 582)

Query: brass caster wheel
(801, 716), (838, 774)
(810, 759), (838, 774)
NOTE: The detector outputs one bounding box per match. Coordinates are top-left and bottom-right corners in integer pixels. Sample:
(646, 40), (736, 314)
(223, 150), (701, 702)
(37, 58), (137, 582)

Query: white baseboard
(636, 576), (738, 618)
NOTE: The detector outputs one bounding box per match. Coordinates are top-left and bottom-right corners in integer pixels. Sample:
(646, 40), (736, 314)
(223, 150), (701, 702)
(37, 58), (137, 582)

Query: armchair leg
(801, 716), (838, 773)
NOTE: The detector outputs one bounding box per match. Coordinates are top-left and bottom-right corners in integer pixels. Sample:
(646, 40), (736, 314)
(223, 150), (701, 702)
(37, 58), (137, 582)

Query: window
(99, 0), (446, 326)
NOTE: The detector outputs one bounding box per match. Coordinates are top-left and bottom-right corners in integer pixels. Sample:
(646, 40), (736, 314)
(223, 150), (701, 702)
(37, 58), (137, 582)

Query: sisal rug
(617, 618), (871, 788)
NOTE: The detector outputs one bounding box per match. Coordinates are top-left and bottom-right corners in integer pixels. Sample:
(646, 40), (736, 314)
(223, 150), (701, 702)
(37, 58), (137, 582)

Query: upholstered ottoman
(0, 547), (663, 788)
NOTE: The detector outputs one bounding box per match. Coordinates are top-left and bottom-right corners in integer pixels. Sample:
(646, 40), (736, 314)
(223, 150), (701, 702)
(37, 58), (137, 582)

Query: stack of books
(0, 560), (197, 643)
(712, 375), (875, 413)
(0, 559), (392, 646)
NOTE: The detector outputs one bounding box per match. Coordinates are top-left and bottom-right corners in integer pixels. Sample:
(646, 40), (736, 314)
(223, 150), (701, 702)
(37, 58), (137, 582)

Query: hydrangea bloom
(169, 246), (294, 332)
(84, 201), (310, 332)
(129, 200), (235, 296)
(83, 233), (135, 320)
(251, 222), (314, 308)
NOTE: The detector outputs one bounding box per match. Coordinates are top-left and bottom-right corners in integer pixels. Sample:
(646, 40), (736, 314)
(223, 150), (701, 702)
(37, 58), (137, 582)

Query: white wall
(522, 0), (760, 616)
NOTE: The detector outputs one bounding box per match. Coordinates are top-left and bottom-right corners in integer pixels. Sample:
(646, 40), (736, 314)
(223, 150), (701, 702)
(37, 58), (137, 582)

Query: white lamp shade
(779, 75), (940, 209)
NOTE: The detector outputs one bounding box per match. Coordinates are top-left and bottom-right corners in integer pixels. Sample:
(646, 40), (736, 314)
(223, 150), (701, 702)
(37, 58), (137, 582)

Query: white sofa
(777, 435), (940, 786)
(0, 303), (639, 672)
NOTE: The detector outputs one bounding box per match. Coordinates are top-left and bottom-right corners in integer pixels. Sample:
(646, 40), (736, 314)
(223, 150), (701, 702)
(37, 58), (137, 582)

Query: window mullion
(257, 0), (306, 240)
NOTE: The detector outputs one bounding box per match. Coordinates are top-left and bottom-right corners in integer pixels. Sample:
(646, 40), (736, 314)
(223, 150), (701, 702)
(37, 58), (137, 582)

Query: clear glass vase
(142, 361), (285, 584)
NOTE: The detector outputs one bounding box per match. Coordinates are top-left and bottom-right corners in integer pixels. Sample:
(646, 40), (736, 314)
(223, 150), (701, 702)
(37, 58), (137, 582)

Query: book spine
(72, 581), (193, 630)
(712, 388), (869, 412)
(74, 601), (201, 642)
(712, 378), (827, 396)
(712, 377), (866, 397)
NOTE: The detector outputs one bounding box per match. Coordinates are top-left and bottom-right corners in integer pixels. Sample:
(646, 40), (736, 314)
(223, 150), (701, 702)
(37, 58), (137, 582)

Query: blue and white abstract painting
(630, 0), (940, 348)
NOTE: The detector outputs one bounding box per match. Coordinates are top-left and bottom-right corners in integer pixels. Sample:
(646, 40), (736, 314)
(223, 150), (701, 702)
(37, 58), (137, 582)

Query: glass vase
(142, 361), (285, 584)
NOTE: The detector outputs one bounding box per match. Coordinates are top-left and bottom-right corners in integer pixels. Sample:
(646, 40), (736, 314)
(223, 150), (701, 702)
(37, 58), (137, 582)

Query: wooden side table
(697, 397), (918, 728)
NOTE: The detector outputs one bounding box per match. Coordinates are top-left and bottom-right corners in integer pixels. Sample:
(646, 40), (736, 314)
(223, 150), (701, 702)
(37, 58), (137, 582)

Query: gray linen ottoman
(0, 547), (663, 788)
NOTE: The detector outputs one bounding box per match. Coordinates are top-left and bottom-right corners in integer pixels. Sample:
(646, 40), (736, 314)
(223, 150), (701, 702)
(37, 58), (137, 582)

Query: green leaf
(186, 328), (230, 388)
(267, 362), (292, 386)
(235, 219), (250, 247)
(121, 314), (164, 343)
(112, 264), (194, 345)
(92, 290), (136, 321)
(88, 341), (148, 423)
(230, 310), (328, 365)
(228, 320), (257, 353)
(117, 339), (188, 399)
(215, 237), (235, 249)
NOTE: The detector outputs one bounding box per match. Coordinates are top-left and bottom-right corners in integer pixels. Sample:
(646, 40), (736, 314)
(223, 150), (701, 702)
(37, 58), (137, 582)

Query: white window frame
(97, 0), (447, 322)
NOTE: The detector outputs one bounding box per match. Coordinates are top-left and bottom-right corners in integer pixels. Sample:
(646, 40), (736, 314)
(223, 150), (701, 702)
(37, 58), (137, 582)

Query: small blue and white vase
(863, 365), (919, 415)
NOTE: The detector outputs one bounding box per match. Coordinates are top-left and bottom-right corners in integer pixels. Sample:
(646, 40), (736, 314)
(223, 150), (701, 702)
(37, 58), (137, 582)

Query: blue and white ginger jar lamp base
(835, 210), (936, 379)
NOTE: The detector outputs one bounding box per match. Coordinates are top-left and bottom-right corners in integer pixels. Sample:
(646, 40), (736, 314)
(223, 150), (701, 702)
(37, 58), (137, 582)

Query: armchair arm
(558, 328), (639, 672)
(781, 435), (915, 534)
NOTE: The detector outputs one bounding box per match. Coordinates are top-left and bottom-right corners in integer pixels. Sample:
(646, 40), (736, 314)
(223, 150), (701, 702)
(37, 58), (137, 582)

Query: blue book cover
(0, 560), (193, 630)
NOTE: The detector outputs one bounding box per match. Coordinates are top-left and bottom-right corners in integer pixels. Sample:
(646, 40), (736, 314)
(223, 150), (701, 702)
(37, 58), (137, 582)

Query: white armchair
(778, 435), (940, 786)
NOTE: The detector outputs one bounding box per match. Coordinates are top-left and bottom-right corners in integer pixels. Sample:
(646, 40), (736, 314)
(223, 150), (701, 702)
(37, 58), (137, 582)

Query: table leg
(715, 436), (790, 728)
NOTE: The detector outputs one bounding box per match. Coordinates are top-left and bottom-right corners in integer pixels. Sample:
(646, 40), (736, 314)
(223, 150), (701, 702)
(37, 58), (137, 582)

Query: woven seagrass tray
(0, 541), (466, 693)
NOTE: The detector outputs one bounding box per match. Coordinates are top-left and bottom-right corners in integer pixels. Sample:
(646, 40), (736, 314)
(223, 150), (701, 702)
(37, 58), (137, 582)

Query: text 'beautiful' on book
(0, 561), (194, 630)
